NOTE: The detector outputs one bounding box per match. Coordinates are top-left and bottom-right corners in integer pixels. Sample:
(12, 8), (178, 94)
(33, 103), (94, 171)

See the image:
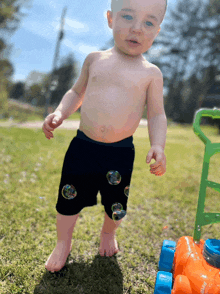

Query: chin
(122, 46), (140, 55)
(126, 49), (142, 56)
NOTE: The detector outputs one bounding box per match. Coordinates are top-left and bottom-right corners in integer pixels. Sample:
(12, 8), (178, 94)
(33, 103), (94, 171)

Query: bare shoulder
(143, 61), (163, 79)
(85, 51), (99, 65)
(88, 50), (102, 58)
(87, 50), (105, 65)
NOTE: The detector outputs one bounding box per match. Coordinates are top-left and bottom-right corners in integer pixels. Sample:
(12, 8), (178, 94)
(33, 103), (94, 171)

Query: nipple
(62, 184), (77, 200)
(106, 170), (122, 185)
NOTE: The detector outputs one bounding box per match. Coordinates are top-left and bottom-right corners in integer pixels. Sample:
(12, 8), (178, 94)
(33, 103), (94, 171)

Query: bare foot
(99, 231), (120, 257)
(45, 241), (72, 272)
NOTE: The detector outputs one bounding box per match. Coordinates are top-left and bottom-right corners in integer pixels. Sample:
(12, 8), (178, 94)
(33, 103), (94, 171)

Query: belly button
(101, 126), (106, 133)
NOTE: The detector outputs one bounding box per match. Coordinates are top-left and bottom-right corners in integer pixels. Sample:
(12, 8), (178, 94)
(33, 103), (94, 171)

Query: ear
(156, 27), (161, 36)
(154, 27), (161, 39)
(107, 10), (113, 29)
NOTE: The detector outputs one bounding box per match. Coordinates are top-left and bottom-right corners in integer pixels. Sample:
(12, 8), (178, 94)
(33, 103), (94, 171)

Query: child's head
(107, 0), (167, 57)
(110, 0), (167, 23)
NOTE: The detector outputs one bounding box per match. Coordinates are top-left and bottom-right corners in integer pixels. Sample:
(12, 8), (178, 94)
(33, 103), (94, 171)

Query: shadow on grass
(35, 253), (123, 294)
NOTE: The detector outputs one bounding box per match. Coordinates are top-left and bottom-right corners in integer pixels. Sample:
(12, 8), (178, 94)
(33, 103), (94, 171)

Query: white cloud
(23, 16), (90, 41)
(78, 43), (99, 54)
(63, 39), (99, 54)
(64, 18), (90, 33)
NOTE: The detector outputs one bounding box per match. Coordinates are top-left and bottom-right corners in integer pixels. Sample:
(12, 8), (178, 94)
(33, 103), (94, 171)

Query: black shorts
(56, 130), (135, 220)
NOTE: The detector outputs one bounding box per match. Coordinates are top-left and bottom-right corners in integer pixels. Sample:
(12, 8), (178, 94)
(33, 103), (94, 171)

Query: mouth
(126, 40), (141, 47)
(128, 40), (139, 44)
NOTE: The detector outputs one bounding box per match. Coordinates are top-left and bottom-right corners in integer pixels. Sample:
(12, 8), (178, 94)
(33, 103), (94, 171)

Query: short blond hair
(111, 0), (167, 22)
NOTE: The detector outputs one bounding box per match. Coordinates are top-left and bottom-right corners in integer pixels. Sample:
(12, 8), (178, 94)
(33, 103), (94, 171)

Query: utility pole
(44, 6), (67, 118)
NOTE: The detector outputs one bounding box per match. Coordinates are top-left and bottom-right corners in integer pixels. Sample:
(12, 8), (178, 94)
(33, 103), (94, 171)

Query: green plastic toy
(193, 107), (220, 243)
(154, 107), (220, 294)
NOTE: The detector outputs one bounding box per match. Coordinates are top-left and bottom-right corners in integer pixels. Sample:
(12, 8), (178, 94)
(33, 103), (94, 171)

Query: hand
(42, 111), (64, 140)
(146, 145), (166, 176)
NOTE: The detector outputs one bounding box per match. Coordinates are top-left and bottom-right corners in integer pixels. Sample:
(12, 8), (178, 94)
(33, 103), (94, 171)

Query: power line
(44, 6), (67, 118)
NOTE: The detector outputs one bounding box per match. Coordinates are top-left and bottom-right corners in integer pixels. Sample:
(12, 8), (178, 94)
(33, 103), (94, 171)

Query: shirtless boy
(42, 0), (167, 272)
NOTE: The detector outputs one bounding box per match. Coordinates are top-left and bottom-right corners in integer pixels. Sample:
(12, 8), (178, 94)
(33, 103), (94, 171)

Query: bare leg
(45, 213), (79, 272)
(99, 212), (123, 257)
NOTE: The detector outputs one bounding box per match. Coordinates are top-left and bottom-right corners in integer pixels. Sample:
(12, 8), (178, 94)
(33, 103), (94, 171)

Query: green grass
(1, 123), (220, 293)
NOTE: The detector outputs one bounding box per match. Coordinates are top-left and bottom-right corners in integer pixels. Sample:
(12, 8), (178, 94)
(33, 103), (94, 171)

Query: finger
(150, 168), (163, 176)
(43, 127), (53, 136)
(43, 127), (53, 138)
(157, 172), (164, 176)
(153, 171), (160, 176)
(45, 133), (53, 140)
(146, 153), (153, 164)
(43, 122), (55, 132)
(52, 118), (60, 125)
(153, 168), (165, 175)
(150, 164), (161, 170)
(151, 158), (165, 168)
(44, 123), (55, 131)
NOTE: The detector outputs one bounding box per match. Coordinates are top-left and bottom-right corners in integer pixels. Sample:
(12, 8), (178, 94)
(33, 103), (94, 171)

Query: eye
(122, 15), (133, 20)
(146, 21), (154, 27)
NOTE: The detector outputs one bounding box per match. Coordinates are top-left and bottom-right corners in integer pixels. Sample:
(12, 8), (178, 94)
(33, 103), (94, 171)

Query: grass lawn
(1, 123), (220, 293)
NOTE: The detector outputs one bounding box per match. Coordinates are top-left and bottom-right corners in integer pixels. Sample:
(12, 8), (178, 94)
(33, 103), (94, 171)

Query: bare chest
(87, 55), (150, 97)
(79, 53), (153, 142)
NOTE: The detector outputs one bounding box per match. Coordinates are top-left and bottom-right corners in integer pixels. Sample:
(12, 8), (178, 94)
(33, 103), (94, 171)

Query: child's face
(107, 0), (165, 57)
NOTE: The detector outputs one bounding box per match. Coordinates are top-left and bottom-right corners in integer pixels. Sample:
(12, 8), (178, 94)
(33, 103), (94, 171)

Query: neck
(113, 45), (143, 61)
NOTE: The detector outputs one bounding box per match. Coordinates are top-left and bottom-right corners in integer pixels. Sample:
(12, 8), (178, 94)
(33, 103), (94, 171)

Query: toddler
(42, 0), (167, 272)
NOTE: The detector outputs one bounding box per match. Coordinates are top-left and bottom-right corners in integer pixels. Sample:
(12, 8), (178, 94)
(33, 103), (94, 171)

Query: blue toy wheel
(203, 239), (220, 268)
(154, 271), (172, 294)
(158, 240), (176, 272)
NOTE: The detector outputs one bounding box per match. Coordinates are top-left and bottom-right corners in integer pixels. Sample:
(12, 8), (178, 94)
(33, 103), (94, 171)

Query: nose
(131, 21), (143, 33)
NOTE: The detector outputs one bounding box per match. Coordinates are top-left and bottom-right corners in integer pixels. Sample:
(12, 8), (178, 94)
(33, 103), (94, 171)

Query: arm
(54, 89), (81, 120)
(42, 52), (94, 139)
(146, 66), (167, 176)
(147, 67), (167, 150)
(54, 52), (93, 120)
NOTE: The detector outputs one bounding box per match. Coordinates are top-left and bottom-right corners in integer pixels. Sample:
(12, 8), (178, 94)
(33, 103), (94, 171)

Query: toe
(45, 264), (51, 271)
(99, 249), (104, 256)
(49, 262), (58, 273)
(46, 266), (54, 273)
(47, 265), (55, 273)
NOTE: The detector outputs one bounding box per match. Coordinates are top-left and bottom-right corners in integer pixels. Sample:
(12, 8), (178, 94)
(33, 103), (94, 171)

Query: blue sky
(7, 0), (175, 84)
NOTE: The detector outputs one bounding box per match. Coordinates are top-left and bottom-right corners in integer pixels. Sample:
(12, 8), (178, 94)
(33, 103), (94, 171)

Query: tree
(26, 84), (45, 106)
(145, 0), (220, 123)
(0, 0), (32, 35)
(208, 0), (220, 16)
(40, 53), (78, 108)
(9, 81), (25, 99)
(0, 0), (32, 118)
